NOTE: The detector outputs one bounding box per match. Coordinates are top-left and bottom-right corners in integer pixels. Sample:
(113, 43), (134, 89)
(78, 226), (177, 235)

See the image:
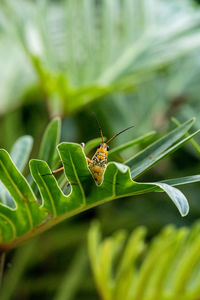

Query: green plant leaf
(30, 117), (61, 194)
(1, 0), (200, 114)
(39, 117), (61, 167)
(10, 135), (33, 171)
(88, 222), (200, 300)
(108, 130), (155, 160)
(0, 118), (200, 249)
(143, 182), (189, 217)
(161, 175), (200, 187)
(125, 118), (198, 178)
(0, 149), (46, 244)
(0, 135), (33, 208)
(114, 227), (146, 300)
(171, 117), (200, 156)
(30, 143), (189, 215)
(131, 129), (200, 179)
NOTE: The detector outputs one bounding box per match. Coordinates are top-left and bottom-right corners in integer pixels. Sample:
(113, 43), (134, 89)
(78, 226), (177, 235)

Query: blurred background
(1, 0), (200, 299)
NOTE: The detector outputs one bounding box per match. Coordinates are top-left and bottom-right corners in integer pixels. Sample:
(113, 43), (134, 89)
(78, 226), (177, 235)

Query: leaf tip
(180, 204), (189, 217)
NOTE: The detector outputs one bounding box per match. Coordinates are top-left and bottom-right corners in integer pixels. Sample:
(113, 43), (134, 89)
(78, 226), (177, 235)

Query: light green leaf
(10, 135), (33, 171)
(161, 175), (200, 187)
(88, 222), (200, 300)
(30, 117), (61, 194)
(39, 117), (61, 167)
(0, 149), (46, 243)
(0, 135), (33, 208)
(1, 1), (200, 114)
(142, 182), (189, 217)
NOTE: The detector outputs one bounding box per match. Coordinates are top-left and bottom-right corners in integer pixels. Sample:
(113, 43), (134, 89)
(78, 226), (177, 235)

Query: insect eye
(106, 145), (109, 151)
(97, 144), (101, 148)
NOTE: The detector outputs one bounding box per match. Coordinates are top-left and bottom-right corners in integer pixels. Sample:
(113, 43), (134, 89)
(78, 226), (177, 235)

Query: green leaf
(142, 182), (189, 217)
(39, 117), (61, 167)
(30, 117), (61, 195)
(125, 118), (198, 178)
(10, 135), (33, 171)
(1, 0), (200, 114)
(88, 222), (200, 300)
(114, 227), (146, 300)
(132, 129), (200, 179)
(0, 135), (33, 208)
(31, 143), (189, 219)
(108, 131), (156, 159)
(160, 175), (200, 187)
(171, 117), (200, 156)
(0, 149), (46, 243)
(0, 118), (200, 249)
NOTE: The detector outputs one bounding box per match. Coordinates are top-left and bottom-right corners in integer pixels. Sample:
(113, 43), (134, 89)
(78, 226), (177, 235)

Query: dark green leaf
(108, 131), (155, 159)
(125, 118), (198, 178)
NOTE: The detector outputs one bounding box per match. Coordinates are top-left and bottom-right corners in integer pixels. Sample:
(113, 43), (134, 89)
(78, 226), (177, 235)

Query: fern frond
(88, 221), (200, 300)
(1, 0), (200, 114)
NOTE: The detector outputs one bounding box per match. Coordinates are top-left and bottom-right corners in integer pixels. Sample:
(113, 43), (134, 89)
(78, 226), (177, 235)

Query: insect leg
(86, 157), (93, 168)
(42, 166), (64, 176)
(52, 166), (64, 174)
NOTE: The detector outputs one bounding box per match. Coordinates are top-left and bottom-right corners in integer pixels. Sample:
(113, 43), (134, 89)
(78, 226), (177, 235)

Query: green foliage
(0, 226), (89, 300)
(0, 135), (33, 208)
(88, 221), (200, 300)
(126, 118), (200, 178)
(0, 117), (200, 250)
(1, 0), (200, 115)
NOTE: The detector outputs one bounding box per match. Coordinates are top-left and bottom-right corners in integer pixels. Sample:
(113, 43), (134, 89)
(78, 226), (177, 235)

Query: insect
(85, 117), (134, 185)
(48, 117), (134, 185)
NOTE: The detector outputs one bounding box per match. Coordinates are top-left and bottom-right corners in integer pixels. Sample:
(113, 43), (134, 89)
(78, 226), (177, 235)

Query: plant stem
(0, 252), (6, 288)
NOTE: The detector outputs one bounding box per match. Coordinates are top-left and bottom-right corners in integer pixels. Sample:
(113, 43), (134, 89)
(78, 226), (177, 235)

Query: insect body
(86, 143), (109, 185)
(85, 116), (134, 185)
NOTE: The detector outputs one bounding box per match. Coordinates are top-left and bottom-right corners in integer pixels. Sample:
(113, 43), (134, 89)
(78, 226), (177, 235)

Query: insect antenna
(92, 112), (104, 143)
(106, 125), (134, 144)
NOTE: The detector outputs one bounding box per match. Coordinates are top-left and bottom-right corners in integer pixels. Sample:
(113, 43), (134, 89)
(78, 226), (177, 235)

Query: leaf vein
(39, 174), (57, 217)
(0, 212), (17, 240)
(68, 152), (86, 206)
(112, 169), (118, 198)
(0, 160), (33, 230)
